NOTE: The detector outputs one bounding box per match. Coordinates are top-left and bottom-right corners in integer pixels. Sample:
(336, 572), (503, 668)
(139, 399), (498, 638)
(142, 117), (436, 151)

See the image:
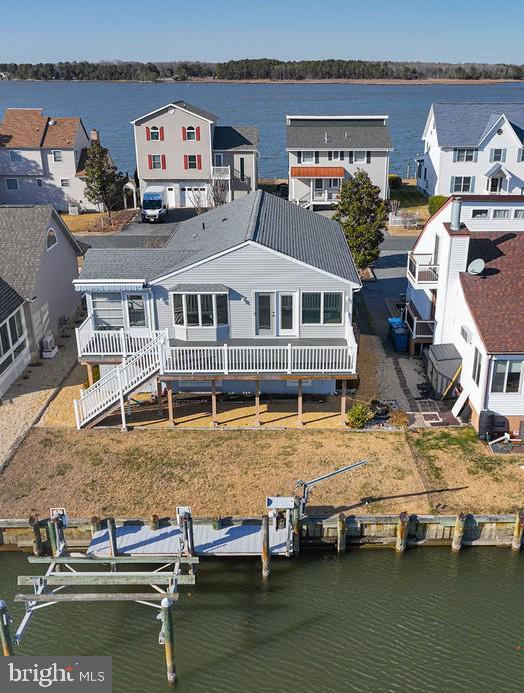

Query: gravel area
(0, 334), (79, 469)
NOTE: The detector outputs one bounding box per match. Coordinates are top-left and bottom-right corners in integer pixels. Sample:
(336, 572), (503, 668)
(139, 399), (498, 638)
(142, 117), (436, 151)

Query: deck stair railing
(74, 332), (167, 429)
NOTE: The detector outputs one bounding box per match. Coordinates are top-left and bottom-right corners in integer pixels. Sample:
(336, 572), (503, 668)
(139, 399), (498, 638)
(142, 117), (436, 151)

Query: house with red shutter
(131, 101), (258, 208)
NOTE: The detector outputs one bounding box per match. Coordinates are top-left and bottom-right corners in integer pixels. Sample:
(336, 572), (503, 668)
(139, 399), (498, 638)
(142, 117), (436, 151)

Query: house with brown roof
(406, 194), (524, 437)
(0, 108), (109, 211)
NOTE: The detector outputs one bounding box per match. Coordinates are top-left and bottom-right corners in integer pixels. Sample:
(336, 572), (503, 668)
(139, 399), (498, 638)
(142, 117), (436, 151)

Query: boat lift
(295, 459), (369, 516)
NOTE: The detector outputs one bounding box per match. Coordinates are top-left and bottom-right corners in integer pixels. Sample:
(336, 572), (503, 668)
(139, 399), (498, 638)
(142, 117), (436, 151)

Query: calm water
(2, 81), (524, 177)
(1, 549), (522, 692)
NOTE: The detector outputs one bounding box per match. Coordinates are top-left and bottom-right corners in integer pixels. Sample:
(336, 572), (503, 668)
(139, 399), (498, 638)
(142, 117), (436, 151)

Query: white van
(141, 186), (168, 223)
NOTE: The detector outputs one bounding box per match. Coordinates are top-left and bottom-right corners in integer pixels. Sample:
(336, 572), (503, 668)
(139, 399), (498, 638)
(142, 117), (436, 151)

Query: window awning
(172, 283), (229, 293)
(485, 163), (511, 178)
(74, 282), (146, 292)
(290, 166), (345, 178)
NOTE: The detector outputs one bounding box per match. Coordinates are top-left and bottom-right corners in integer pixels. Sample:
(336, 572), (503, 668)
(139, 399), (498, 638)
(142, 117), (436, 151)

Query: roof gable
(0, 108), (83, 149)
(131, 100), (219, 125)
(432, 102), (524, 147)
(286, 115), (392, 150)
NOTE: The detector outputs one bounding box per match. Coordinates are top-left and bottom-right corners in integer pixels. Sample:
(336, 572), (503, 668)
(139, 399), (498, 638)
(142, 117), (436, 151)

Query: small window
(60, 178), (69, 187)
(323, 293), (342, 324)
(331, 151), (340, 160)
(491, 148), (506, 162)
(453, 176), (472, 193)
(302, 293), (321, 324)
(472, 347), (482, 386)
(9, 151), (22, 163)
(491, 359), (523, 393)
(493, 209), (510, 219)
(186, 294), (199, 326)
(472, 209), (489, 219)
(151, 154), (162, 169)
(6, 178), (18, 191)
(302, 151), (314, 164)
(354, 151), (366, 163)
(214, 153), (224, 166)
(200, 295), (214, 327)
(9, 312), (23, 345)
(186, 126), (196, 141)
(239, 157), (245, 182)
(0, 322), (10, 355)
(514, 209), (524, 219)
(36, 178), (43, 188)
(173, 294), (184, 325)
(150, 126), (160, 141)
(301, 292), (343, 325)
(216, 294), (228, 325)
(187, 155), (197, 170)
(454, 148), (476, 162)
(46, 228), (57, 250)
(127, 294), (146, 327)
(52, 150), (63, 162)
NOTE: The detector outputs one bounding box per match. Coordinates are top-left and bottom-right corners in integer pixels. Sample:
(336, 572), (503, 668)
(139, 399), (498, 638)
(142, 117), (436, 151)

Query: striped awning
(74, 283), (146, 292)
(290, 166), (345, 178)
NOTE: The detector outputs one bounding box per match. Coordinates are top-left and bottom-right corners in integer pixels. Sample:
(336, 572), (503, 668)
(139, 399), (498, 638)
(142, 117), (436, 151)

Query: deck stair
(74, 332), (167, 429)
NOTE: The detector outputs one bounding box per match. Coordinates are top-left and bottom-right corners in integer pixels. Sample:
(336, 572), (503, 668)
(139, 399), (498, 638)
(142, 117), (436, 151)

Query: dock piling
(0, 600), (14, 656)
(511, 510), (524, 552)
(107, 518), (118, 570)
(29, 516), (43, 557)
(395, 512), (409, 553)
(451, 513), (467, 552)
(261, 514), (271, 578)
(337, 513), (347, 554)
(292, 500), (301, 557)
(46, 519), (58, 557)
(161, 597), (176, 686)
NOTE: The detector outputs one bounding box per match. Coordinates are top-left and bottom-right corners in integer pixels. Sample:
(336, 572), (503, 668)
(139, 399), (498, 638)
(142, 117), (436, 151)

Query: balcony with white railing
(75, 316), (165, 359)
(404, 302), (435, 341)
(211, 165), (231, 179)
(407, 253), (439, 289)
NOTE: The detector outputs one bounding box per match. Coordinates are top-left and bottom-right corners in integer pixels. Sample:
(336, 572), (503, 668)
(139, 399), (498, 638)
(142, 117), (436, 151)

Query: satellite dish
(467, 258), (485, 275)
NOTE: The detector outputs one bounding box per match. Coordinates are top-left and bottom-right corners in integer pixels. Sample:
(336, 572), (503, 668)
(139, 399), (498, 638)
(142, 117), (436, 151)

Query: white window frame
(9, 151), (22, 163)
(490, 359), (523, 394)
(277, 291), (299, 336)
(46, 228), (58, 251)
(52, 150), (63, 162)
(60, 178), (69, 187)
(472, 347), (482, 386)
(491, 148), (505, 162)
(471, 209), (489, 219)
(0, 306), (27, 376)
(186, 126), (196, 141)
(330, 151), (340, 161)
(214, 153), (224, 166)
(453, 176), (472, 193)
(150, 126), (160, 141)
(300, 291), (344, 326)
(492, 209), (510, 219)
(455, 148), (476, 162)
(170, 292), (228, 328)
(301, 151), (314, 164)
(514, 209), (524, 219)
(187, 154), (198, 170)
(354, 151), (366, 164)
(123, 291), (149, 330)
(5, 178), (18, 191)
(151, 154), (162, 170)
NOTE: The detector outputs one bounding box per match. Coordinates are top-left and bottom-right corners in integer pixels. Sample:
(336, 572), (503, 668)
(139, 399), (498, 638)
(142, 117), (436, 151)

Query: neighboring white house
(286, 115), (392, 208)
(0, 205), (83, 397)
(0, 108), (111, 212)
(416, 102), (524, 197)
(72, 190), (361, 429)
(406, 194), (524, 437)
(131, 101), (259, 208)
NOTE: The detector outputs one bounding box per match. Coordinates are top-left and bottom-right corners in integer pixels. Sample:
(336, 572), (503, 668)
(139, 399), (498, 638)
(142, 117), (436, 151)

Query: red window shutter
(184, 154), (188, 170)
(159, 126), (165, 141)
(196, 126), (201, 141)
(161, 154), (166, 170)
(146, 126), (151, 141)
(182, 127), (187, 141)
(148, 154), (153, 169)
(197, 154), (202, 170)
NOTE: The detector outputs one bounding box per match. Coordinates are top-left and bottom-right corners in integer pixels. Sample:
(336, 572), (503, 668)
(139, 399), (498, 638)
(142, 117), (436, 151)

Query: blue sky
(2, 0), (523, 64)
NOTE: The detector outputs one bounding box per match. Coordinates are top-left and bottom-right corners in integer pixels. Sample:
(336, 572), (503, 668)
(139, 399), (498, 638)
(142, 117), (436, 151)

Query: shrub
(389, 409), (410, 429)
(428, 195), (448, 216)
(388, 173), (402, 190)
(347, 402), (374, 429)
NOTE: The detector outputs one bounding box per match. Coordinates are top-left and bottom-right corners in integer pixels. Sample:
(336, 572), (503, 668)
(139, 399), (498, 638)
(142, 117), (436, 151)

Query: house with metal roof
(406, 194), (524, 438)
(286, 115), (393, 209)
(0, 108), (113, 212)
(0, 205), (83, 397)
(131, 101), (259, 209)
(416, 102), (524, 197)
(73, 190), (361, 429)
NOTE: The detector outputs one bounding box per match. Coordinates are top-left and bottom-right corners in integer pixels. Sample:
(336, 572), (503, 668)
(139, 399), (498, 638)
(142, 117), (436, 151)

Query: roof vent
(450, 196), (463, 232)
(201, 222), (205, 230)
(324, 132), (328, 144)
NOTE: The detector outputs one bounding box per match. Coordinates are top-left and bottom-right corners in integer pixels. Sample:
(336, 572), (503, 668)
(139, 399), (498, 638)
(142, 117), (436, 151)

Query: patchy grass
(60, 210), (135, 235)
(389, 181), (430, 236)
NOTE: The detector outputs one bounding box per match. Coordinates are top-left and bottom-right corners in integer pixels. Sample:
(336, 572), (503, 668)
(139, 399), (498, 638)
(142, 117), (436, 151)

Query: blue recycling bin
(388, 317), (409, 351)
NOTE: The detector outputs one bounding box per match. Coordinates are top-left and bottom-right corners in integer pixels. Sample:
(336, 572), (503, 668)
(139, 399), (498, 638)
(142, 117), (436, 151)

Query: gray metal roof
(0, 205), (82, 299)
(0, 277), (24, 323)
(432, 102), (524, 147)
(213, 126), (259, 151)
(79, 191), (360, 285)
(172, 283), (228, 292)
(173, 100), (218, 122)
(286, 117), (392, 149)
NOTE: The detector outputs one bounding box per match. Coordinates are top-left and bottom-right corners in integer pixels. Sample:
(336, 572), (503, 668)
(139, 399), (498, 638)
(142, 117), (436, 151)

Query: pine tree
(83, 140), (124, 224)
(333, 170), (388, 269)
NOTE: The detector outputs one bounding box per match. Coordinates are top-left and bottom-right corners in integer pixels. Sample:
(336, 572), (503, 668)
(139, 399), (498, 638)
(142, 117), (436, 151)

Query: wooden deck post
(292, 500), (301, 557)
(337, 513), (347, 554)
(255, 380), (261, 427)
(340, 380), (347, 425)
(90, 516), (101, 537)
(157, 379), (163, 417)
(395, 511), (409, 553)
(126, 396), (132, 419)
(451, 512), (467, 552)
(107, 518), (118, 568)
(161, 596), (177, 686)
(86, 363), (94, 387)
(29, 515), (43, 557)
(261, 514), (271, 579)
(167, 385), (175, 428)
(511, 510), (524, 552)
(0, 600), (14, 656)
(46, 519), (58, 558)
(297, 379), (304, 427)
(211, 380), (218, 427)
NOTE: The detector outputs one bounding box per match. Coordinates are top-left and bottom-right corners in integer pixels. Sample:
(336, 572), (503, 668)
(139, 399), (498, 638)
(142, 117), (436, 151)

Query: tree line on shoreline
(1, 59), (524, 81)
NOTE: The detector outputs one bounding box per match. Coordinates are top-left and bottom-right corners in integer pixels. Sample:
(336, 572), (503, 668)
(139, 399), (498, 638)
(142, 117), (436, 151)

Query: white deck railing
(163, 343), (356, 375)
(211, 165), (231, 179)
(76, 316), (165, 357)
(407, 253), (439, 286)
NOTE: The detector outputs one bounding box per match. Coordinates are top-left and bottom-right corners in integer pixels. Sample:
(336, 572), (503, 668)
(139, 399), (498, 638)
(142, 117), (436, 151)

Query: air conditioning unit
(42, 333), (58, 358)
(460, 325), (472, 344)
